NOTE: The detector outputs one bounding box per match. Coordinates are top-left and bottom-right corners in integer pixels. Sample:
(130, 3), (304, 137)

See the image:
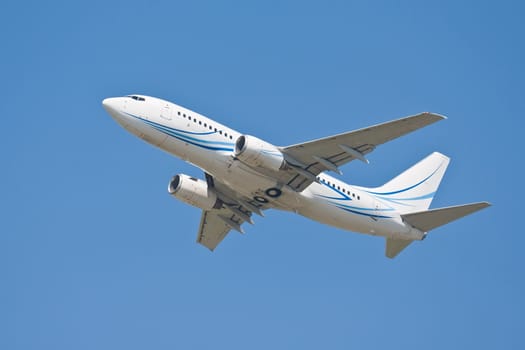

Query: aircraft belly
(296, 195), (416, 239)
(192, 158), (303, 210)
(298, 201), (374, 235)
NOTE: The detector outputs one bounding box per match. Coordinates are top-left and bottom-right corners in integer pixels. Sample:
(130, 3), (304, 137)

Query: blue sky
(2, 1), (523, 349)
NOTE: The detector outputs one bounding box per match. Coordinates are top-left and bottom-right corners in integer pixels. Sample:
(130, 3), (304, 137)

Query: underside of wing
(197, 208), (245, 250)
(197, 210), (232, 250)
(280, 112), (445, 191)
(205, 173), (273, 215)
(195, 173), (273, 251)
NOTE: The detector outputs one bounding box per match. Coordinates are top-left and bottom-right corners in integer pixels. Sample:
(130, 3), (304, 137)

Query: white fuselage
(103, 95), (424, 241)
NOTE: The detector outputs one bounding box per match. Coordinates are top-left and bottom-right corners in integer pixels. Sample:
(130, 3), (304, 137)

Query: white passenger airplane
(103, 94), (489, 258)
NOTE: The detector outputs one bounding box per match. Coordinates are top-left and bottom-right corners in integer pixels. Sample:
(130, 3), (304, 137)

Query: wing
(196, 173), (273, 251)
(280, 112), (445, 191)
(197, 208), (244, 251)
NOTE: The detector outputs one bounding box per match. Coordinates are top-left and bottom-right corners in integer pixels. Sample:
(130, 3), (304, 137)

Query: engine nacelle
(234, 135), (285, 171)
(168, 174), (220, 210)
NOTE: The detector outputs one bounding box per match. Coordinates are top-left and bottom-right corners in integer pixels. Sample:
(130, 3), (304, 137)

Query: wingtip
(424, 112), (448, 121)
(469, 201), (492, 209)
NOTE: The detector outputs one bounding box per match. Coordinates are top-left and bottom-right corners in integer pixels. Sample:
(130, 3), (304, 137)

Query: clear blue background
(2, 1), (523, 349)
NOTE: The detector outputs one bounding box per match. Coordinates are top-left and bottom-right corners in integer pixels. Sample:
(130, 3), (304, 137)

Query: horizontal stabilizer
(401, 202), (491, 232)
(386, 238), (413, 259)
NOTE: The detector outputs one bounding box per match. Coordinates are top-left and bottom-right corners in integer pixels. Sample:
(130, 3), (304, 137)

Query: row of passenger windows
(176, 110), (234, 140)
(127, 97), (232, 140)
(318, 177), (360, 200)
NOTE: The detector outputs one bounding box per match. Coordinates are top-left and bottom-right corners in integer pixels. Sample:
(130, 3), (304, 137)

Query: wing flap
(196, 210), (232, 251)
(197, 208), (250, 251)
(195, 173), (267, 251)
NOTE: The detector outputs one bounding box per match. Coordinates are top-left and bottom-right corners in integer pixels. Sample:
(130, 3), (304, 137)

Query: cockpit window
(127, 95), (145, 101)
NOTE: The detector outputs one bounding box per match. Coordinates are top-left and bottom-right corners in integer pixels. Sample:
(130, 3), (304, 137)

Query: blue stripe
(142, 118), (234, 146)
(316, 179), (352, 201)
(123, 112), (235, 152)
(374, 196), (415, 207)
(315, 181), (393, 218)
(365, 164), (442, 196)
(124, 112), (216, 135)
(334, 202), (395, 212)
(152, 124), (234, 151)
(392, 192), (436, 201)
(336, 205), (393, 219)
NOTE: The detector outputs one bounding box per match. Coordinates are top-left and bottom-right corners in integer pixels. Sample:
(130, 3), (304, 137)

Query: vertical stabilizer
(365, 152), (450, 214)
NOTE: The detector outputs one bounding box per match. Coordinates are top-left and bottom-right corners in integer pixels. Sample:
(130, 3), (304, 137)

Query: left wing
(197, 208), (244, 251)
(196, 173), (273, 250)
(280, 112), (445, 191)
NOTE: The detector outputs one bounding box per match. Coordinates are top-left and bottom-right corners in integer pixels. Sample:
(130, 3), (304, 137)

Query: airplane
(102, 94), (490, 258)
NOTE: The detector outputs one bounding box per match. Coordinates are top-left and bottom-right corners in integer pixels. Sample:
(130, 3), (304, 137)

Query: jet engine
(234, 135), (285, 171)
(168, 174), (221, 210)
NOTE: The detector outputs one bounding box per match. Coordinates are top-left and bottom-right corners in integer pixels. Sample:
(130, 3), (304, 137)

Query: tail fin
(385, 202), (491, 258)
(366, 152), (450, 215)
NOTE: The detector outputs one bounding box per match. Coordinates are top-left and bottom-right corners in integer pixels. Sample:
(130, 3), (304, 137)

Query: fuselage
(102, 95), (424, 241)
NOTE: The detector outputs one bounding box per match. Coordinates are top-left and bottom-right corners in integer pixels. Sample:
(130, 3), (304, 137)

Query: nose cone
(102, 97), (121, 119)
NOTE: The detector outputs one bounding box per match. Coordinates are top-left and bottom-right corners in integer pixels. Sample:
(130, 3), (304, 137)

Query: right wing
(280, 112), (445, 191)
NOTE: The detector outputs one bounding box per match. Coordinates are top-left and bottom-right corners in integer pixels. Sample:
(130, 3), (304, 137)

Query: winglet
(424, 112), (447, 121)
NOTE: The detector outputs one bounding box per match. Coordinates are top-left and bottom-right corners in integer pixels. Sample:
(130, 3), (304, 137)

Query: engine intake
(234, 135), (285, 171)
(168, 174), (220, 210)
